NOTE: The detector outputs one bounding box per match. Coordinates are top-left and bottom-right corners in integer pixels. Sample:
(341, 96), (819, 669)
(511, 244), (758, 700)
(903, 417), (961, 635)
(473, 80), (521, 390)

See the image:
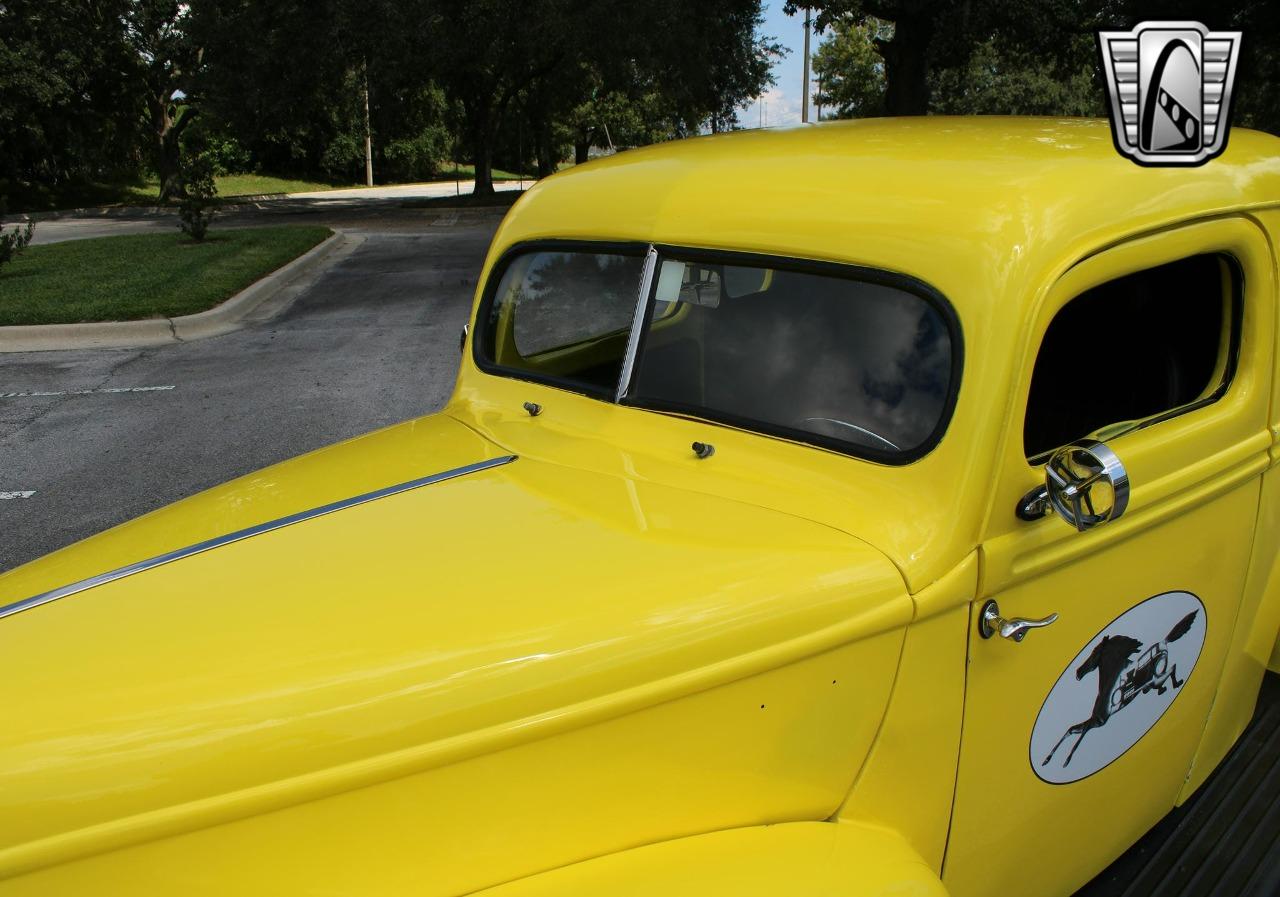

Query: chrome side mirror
(1017, 439), (1130, 532)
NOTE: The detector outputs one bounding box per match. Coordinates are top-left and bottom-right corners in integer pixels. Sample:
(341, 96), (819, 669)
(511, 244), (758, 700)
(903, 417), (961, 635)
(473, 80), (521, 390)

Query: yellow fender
(474, 822), (949, 897)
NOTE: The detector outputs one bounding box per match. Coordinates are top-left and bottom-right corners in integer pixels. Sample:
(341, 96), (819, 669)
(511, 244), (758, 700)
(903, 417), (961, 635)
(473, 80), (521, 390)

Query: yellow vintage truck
(2, 118), (1280, 896)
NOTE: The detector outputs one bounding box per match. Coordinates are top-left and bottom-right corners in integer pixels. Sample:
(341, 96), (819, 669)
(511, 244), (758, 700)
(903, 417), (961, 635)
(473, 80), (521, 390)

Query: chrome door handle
(979, 600), (1058, 642)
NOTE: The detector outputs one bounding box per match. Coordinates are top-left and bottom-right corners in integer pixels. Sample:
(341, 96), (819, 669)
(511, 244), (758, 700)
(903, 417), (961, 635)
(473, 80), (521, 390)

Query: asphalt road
(0, 212), (502, 572)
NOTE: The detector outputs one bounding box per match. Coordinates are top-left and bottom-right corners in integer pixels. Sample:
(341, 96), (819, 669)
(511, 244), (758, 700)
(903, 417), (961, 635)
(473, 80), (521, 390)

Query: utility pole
(801, 8), (811, 124)
(362, 60), (373, 187)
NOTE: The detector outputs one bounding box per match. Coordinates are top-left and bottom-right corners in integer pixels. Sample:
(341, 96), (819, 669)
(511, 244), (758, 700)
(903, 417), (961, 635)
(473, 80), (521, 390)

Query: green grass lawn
(430, 164), (532, 182)
(0, 226), (331, 326)
(212, 174), (352, 197)
(3, 179), (160, 212)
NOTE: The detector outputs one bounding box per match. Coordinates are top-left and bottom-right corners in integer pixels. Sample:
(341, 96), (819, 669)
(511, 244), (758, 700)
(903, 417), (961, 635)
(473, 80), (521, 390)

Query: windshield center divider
(616, 245), (658, 403)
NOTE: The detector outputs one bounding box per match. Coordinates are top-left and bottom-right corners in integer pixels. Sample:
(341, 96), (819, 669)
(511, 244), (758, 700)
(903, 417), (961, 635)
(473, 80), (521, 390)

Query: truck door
(944, 218), (1275, 897)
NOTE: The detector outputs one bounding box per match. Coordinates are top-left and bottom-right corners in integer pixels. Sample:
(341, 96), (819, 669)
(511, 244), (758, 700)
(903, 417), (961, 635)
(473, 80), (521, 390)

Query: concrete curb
(0, 230), (360, 353)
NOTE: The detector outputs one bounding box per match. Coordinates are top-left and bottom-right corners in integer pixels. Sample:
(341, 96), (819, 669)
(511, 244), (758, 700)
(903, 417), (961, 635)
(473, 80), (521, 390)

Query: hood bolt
(692, 441), (715, 459)
(522, 402), (542, 417)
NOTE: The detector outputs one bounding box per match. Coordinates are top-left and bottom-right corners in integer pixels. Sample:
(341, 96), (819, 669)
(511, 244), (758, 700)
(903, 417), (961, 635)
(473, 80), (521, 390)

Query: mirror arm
(1017, 484), (1052, 521)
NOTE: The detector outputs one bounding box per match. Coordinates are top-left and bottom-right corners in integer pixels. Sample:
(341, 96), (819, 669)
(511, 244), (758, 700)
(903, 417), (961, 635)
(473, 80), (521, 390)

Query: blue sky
(740, 1), (814, 128)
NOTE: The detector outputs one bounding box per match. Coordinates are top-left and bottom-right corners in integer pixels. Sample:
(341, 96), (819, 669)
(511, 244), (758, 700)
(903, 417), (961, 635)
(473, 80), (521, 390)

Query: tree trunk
(472, 126), (495, 196)
(878, 13), (934, 115)
(574, 138), (591, 165)
(151, 96), (183, 202)
(534, 120), (556, 178)
(462, 93), (497, 196)
(150, 90), (196, 203)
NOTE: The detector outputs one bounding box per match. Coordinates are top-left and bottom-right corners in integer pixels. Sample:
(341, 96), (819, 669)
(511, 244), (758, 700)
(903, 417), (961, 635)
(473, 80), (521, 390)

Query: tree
(812, 17), (891, 118)
(427, 0), (780, 191)
(930, 33), (1101, 116)
(0, 0), (810, 205)
(0, 0), (142, 192)
(190, 0), (368, 180)
(786, 1), (942, 115)
(793, 0), (1279, 134)
(423, 0), (577, 195)
(126, 1), (203, 201)
(787, 1), (1085, 116)
(564, 85), (660, 164)
(637, 0), (783, 135)
(812, 15), (1101, 120)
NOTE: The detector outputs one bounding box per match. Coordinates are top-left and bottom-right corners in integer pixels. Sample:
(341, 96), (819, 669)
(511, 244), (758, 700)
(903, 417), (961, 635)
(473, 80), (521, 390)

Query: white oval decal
(1030, 591), (1207, 784)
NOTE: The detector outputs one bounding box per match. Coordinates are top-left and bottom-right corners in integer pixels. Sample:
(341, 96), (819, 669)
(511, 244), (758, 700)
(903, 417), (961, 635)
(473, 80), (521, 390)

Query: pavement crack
(0, 348), (153, 442)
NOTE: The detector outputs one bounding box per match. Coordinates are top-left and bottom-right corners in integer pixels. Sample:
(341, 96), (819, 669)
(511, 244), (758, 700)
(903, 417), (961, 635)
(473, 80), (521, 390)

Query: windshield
(479, 249), (647, 396)
(475, 244), (959, 462)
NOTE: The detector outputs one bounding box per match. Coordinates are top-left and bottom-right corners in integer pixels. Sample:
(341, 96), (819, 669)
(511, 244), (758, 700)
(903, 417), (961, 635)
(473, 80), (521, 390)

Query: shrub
(0, 201), (36, 270)
(321, 133), (364, 183)
(177, 152), (218, 242)
(204, 135), (252, 176)
(382, 126), (451, 182)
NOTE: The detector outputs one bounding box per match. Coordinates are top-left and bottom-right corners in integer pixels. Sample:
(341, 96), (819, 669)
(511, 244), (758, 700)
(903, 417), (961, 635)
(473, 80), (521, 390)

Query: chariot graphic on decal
(1029, 591), (1207, 784)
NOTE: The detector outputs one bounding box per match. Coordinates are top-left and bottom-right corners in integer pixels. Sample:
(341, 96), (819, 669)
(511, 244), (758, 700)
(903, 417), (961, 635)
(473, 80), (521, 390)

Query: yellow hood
(0, 414), (908, 867)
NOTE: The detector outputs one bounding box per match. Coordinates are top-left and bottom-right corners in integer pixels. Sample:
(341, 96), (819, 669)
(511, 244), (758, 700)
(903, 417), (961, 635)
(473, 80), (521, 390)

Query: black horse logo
(1042, 611), (1198, 769)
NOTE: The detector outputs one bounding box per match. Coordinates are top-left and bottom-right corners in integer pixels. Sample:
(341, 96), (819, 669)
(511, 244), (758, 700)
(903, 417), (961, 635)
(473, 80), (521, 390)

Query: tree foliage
(794, 0), (1279, 135)
(7, 0), (1278, 211)
(813, 15), (1101, 119)
(812, 17), (891, 119)
(791, 1), (1090, 115)
(126, 0), (203, 200)
(930, 34), (1101, 116)
(0, 0), (141, 189)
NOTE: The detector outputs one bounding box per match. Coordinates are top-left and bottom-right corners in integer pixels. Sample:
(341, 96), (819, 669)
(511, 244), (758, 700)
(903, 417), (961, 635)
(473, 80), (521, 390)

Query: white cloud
(739, 86), (805, 130)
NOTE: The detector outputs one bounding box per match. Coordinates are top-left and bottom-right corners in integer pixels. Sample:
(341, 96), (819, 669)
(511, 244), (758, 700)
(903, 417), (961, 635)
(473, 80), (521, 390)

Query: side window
(1024, 254), (1239, 460)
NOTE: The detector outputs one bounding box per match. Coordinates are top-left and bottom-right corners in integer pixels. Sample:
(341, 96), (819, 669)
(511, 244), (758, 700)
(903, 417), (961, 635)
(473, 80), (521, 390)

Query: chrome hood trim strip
(0, 455), (517, 622)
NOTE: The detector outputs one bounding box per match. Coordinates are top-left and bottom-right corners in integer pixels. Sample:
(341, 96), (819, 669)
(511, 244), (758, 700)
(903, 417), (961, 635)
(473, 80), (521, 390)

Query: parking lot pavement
(0, 217), (501, 573)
